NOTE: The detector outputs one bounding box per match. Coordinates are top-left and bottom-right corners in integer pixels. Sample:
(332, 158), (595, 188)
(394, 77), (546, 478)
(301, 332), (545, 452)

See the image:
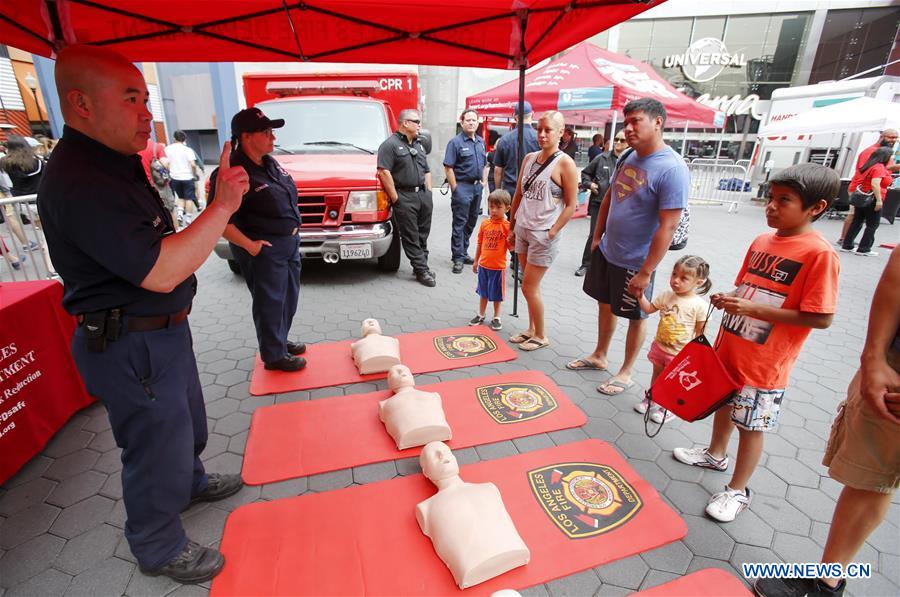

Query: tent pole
(511, 11), (528, 318)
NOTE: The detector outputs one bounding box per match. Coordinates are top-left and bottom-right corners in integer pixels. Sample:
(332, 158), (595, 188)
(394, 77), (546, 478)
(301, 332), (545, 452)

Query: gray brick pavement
(1, 196), (898, 595)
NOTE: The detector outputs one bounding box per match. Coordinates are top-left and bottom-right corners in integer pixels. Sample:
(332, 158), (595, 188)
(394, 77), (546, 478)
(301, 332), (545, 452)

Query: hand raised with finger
(213, 141), (249, 213)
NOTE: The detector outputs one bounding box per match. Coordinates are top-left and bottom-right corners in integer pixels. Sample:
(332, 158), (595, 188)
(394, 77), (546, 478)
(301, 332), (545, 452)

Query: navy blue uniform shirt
(208, 148), (301, 238)
(377, 131), (430, 188)
(38, 126), (195, 316)
(492, 124), (540, 192)
(443, 132), (486, 183)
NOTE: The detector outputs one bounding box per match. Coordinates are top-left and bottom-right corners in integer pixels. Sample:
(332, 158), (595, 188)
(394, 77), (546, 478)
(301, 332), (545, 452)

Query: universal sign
(663, 38), (747, 83)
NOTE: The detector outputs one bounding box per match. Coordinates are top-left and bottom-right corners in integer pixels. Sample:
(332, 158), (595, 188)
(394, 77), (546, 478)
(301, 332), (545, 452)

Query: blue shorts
(476, 266), (505, 302)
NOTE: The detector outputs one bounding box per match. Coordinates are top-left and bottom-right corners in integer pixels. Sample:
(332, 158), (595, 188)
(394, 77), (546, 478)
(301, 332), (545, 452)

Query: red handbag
(644, 315), (742, 437)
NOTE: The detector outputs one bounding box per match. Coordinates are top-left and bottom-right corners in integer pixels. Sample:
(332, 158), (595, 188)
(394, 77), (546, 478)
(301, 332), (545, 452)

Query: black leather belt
(77, 305), (192, 333)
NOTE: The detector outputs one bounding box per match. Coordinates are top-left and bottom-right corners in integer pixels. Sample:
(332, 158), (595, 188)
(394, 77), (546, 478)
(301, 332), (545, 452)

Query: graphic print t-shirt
(600, 146), (689, 271)
(477, 218), (510, 270)
(652, 290), (709, 355)
(716, 231), (839, 388)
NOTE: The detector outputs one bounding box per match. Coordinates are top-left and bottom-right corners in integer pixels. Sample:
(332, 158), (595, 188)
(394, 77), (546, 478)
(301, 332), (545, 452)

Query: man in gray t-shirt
(571, 98), (688, 397)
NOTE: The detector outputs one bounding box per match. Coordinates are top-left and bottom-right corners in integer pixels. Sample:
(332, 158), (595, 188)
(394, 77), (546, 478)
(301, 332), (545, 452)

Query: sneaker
(188, 473), (244, 507)
(468, 314), (485, 326)
(574, 265), (588, 277)
(22, 240), (39, 252)
(753, 577), (845, 597)
(10, 254), (26, 270)
(140, 539), (225, 583)
(633, 398), (650, 414)
(672, 446), (729, 471)
(706, 485), (752, 522)
(490, 317), (502, 331)
(838, 246), (854, 253)
(650, 407), (675, 424)
(854, 250), (878, 257)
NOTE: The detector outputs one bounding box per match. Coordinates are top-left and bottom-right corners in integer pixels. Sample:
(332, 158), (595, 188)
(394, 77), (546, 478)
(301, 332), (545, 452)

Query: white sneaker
(854, 250), (878, 257)
(838, 246), (854, 253)
(634, 398), (650, 414)
(706, 485), (752, 522)
(650, 407), (675, 424)
(672, 446), (729, 471)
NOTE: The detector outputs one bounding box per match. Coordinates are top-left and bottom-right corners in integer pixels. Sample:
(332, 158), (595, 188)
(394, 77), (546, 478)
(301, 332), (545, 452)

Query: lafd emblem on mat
(528, 463), (642, 539)
(433, 334), (497, 359)
(476, 383), (558, 424)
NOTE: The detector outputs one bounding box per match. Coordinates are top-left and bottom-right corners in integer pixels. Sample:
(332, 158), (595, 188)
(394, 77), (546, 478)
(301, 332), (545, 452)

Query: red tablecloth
(0, 280), (94, 484)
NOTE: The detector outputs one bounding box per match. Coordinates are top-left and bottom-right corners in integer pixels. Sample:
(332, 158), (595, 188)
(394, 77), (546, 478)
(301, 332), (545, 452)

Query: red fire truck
(214, 72), (419, 273)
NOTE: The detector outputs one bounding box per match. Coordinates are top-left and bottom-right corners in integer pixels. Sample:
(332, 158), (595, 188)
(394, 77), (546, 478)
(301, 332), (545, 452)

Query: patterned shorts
(729, 385), (785, 432)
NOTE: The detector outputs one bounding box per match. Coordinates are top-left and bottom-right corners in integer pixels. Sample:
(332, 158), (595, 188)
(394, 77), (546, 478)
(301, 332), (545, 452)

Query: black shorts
(582, 249), (654, 320)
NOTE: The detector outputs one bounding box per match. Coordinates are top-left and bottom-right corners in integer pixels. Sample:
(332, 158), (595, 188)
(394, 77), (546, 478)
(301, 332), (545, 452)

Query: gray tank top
(518, 152), (564, 230)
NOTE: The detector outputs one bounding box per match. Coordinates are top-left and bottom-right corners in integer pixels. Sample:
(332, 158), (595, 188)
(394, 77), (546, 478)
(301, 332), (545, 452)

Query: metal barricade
(0, 194), (56, 281)
(687, 162), (753, 213)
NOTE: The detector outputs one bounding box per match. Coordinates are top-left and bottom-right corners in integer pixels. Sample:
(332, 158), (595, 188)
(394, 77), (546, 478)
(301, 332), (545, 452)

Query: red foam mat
(634, 568), (752, 596)
(242, 370), (587, 485)
(213, 439), (687, 596)
(249, 325), (517, 396)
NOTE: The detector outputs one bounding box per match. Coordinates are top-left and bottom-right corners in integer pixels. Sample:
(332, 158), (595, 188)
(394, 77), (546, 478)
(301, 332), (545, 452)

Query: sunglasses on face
(614, 138), (627, 143)
(406, 119), (421, 125)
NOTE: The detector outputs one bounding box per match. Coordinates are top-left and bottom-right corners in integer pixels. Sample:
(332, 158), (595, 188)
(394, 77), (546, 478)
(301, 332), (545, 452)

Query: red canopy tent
(467, 41), (722, 128)
(1, 1), (660, 68)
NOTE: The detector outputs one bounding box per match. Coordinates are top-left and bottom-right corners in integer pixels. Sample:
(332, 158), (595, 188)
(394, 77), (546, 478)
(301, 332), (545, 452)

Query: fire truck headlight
(346, 191), (382, 212)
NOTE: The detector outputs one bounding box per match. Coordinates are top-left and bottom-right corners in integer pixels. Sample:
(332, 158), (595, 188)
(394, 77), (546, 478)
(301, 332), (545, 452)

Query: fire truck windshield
(258, 99), (389, 154)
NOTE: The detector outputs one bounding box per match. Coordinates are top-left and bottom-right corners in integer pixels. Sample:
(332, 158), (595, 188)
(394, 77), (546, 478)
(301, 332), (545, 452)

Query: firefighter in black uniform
(377, 109), (435, 287)
(38, 46), (247, 584)
(208, 108), (305, 372)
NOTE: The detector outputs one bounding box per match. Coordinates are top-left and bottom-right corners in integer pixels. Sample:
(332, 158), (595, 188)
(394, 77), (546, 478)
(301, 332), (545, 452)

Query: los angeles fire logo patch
(528, 463), (642, 539)
(476, 383), (558, 424)
(433, 334), (497, 360)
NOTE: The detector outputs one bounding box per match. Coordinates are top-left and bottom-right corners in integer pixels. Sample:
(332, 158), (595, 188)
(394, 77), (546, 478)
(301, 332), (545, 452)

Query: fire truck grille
(296, 196), (350, 226)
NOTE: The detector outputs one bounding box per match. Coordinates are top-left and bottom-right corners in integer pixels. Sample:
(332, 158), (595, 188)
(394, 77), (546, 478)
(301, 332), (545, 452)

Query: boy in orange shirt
(468, 190), (512, 331)
(673, 163), (841, 523)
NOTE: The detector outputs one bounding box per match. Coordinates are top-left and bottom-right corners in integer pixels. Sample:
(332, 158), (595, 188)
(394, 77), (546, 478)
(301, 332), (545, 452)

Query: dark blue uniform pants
(392, 189), (433, 275)
(231, 235), (301, 364)
(71, 320), (208, 571)
(450, 181), (482, 263)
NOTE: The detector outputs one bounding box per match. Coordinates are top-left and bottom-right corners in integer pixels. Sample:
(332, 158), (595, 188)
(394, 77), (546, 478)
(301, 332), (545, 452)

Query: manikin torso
(415, 442), (530, 589)
(350, 318), (400, 374)
(379, 365), (451, 450)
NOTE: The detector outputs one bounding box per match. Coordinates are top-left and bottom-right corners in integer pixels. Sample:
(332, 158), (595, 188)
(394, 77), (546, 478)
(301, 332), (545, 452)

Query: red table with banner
(0, 280), (94, 484)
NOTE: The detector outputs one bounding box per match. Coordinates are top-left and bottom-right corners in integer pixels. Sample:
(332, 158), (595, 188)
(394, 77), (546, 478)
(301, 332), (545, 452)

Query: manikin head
(387, 364), (415, 392)
(420, 441), (460, 483)
(361, 318), (382, 337)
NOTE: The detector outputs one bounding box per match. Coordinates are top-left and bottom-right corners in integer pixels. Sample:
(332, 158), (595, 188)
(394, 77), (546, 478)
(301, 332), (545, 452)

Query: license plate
(339, 243), (372, 260)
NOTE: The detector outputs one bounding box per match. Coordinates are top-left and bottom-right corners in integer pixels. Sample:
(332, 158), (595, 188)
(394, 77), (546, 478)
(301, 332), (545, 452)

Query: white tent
(758, 96), (900, 136)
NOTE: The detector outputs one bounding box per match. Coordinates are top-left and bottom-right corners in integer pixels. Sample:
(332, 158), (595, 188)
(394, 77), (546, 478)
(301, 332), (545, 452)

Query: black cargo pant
(392, 188), (433, 274)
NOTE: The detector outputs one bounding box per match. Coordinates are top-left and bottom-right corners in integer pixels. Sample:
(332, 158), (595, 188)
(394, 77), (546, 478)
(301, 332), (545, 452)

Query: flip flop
(519, 338), (550, 352)
(566, 358), (607, 371)
(597, 378), (635, 396)
(509, 333), (532, 344)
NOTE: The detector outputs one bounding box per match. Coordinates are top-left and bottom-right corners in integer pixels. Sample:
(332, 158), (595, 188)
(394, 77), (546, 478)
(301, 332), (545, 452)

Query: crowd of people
(4, 41), (894, 593)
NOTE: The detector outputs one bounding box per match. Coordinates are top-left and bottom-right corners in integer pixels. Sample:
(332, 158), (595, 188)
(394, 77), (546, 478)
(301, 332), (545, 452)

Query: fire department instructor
(208, 108), (306, 372)
(38, 45), (247, 583)
(377, 109), (435, 287)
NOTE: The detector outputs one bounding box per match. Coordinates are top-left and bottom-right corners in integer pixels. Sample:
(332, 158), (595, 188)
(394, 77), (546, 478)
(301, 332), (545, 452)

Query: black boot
(140, 540), (225, 584)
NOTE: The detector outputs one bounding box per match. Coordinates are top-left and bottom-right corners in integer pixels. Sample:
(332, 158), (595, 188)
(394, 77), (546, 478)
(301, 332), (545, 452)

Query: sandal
(519, 338), (550, 352)
(597, 378), (635, 396)
(509, 333), (532, 344)
(566, 358), (607, 371)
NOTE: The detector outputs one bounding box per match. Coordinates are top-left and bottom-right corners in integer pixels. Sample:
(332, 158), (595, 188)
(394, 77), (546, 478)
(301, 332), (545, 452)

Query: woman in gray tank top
(507, 111), (579, 352)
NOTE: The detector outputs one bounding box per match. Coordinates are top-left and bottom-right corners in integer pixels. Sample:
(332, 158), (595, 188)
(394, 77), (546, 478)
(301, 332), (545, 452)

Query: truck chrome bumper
(213, 221), (393, 261)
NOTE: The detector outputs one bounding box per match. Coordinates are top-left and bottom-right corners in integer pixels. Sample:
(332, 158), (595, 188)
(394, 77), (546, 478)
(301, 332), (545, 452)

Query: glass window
(811, 7), (900, 83)
(261, 99), (389, 154)
(692, 17), (725, 42)
(617, 20), (652, 62)
(589, 30), (609, 49)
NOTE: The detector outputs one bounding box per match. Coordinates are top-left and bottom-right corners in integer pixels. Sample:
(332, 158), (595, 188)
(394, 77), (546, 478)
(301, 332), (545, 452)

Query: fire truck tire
(227, 259), (243, 275)
(377, 232), (401, 271)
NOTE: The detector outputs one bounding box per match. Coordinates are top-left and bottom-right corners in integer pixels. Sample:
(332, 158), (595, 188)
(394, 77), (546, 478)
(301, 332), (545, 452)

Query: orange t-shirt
(477, 218), (511, 270)
(715, 231), (839, 389)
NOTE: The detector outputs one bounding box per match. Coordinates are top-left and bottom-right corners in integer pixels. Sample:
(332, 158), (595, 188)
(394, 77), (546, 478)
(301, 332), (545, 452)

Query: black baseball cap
(231, 107), (285, 136)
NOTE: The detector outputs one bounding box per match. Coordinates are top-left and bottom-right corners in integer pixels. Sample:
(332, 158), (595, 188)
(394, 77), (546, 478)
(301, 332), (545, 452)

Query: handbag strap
(522, 151), (561, 193)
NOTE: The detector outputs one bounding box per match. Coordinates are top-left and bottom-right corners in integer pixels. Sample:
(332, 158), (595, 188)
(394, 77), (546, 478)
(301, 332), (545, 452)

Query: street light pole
(23, 72), (45, 137)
